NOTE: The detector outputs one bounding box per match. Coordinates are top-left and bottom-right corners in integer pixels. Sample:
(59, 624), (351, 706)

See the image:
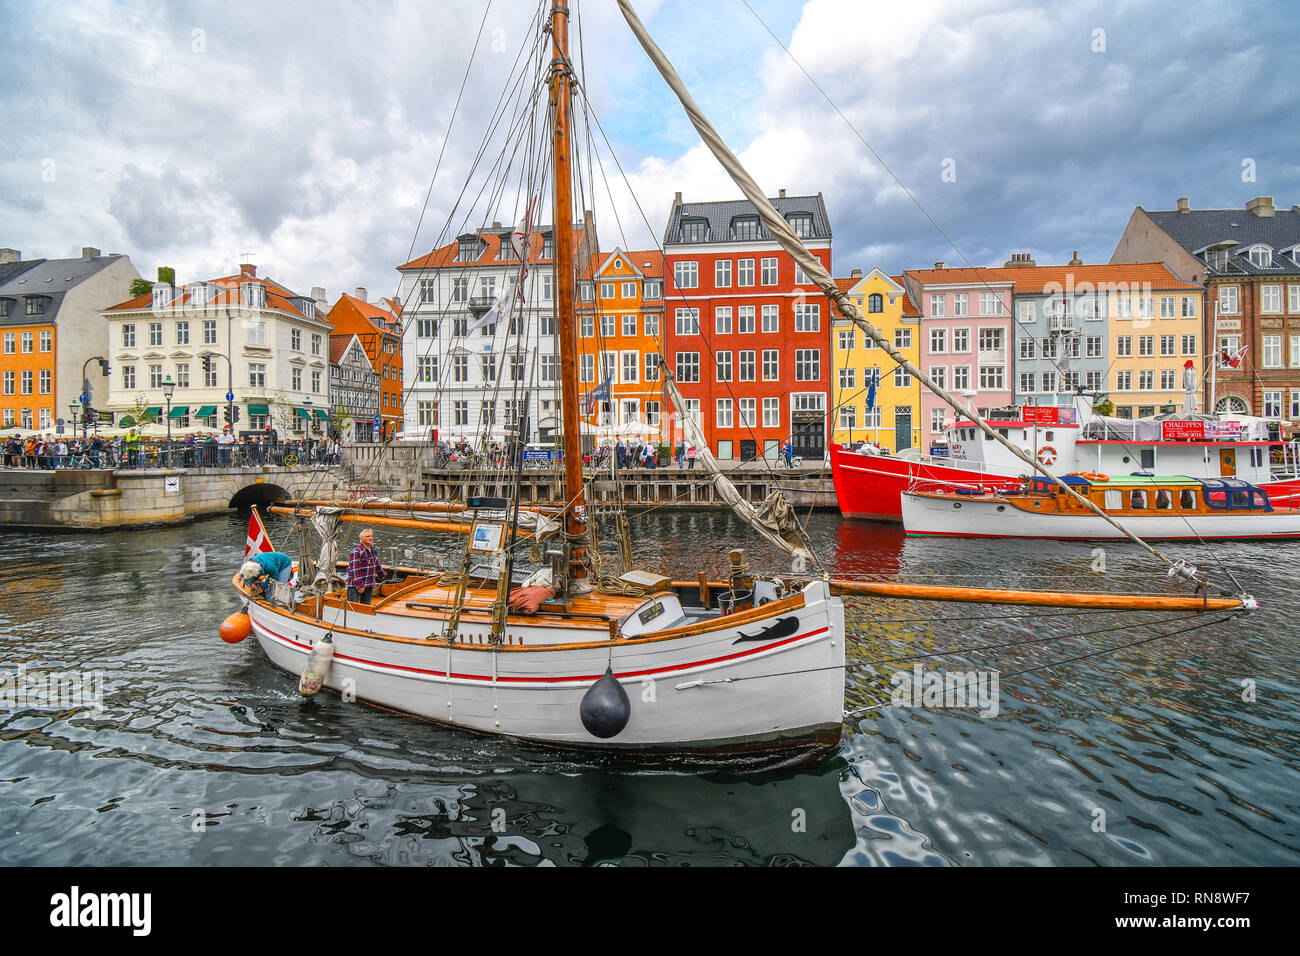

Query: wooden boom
(267, 507), (536, 537)
(820, 579), (1249, 612)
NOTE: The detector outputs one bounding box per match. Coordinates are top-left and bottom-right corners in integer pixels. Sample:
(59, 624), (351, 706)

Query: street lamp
(67, 401), (78, 442)
(162, 375), (175, 464)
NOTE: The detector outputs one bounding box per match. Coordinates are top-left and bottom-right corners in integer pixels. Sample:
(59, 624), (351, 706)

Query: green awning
(195, 405), (217, 418)
(313, 409), (329, 420)
(295, 407), (310, 418)
(169, 406), (188, 418)
(144, 406), (163, 418)
(247, 404), (269, 416)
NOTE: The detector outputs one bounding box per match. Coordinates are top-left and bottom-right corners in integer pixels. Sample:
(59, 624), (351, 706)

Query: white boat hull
(901, 492), (1300, 540)
(246, 581), (845, 752)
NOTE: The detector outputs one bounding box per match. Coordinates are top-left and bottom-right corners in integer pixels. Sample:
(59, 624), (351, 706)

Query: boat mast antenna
(550, 1), (589, 593)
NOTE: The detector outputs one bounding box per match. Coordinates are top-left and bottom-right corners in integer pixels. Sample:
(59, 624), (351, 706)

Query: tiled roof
(334, 292), (401, 336)
(399, 227), (564, 270)
(891, 276), (921, 316)
(1143, 206), (1300, 276)
(105, 272), (324, 323)
(329, 332), (360, 365)
(903, 262), (1197, 292)
(663, 194), (831, 245)
(0, 253), (127, 327)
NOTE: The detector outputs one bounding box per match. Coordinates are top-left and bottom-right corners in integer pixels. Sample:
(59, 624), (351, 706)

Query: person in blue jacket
(240, 551), (295, 594)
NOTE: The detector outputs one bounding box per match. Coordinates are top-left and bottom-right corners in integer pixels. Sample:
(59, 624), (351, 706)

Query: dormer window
(1248, 244), (1273, 268)
(456, 236), (483, 262)
(730, 216), (761, 241)
(0, 299), (12, 317)
(298, 298), (315, 320)
(190, 282), (208, 307)
(786, 213), (814, 238)
(25, 296), (47, 315)
(152, 285), (172, 309)
(1203, 248), (1230, 272)
(241, 282), (265, 308)
(679, 218), (708, 243)
(497, 235), (514, 260)
(540, 233), (554, 259)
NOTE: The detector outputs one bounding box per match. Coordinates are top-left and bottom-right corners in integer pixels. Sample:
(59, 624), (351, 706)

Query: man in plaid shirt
(347, 528), (385, 604)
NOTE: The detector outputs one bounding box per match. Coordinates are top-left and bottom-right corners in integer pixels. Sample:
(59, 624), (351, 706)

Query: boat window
(1230, 491), (1249, 510)
(1155, 489), (1172, 510)
(1105, 490), (1123, 510)
(1045, 431), (1054, 442)
(1130, 490), (1148, 510)
(1140, 450), (1155, 470)
(1206, 490), (1227, 509)
(1251, 490), (1270, 509)
(1179, 489), (1196, 509)
(998, 428), (1008, 438)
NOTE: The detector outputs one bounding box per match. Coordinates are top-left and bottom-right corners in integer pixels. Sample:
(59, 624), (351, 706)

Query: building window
(1160, 334), (1175, 356)
(643, 280), (661, 299)
(795, 349), (819, 381)
(716, 398), (733, 428)
(311, 370), (321, 393)
(1263, 335), (1283, 367)
(1249, 246), (1273, 269)
(599, 282), (615, 300)
(1019, 371), (1035, 393)
(951, 328), (969, 352)
(931, 409), (946, 433)
(715, 306), (732, 335)
(580, 315), (594, 338)
(794, 303), (820, 332)
(579, 354), (594, 383)
(1041, 370), (1057, 392)
(867, 294), (883, 313)
(1262, 285), (1282, 314)
(737, 305), (755, 334)
(248, 363), (266, 388)
(122, 324), (135, 347)
(1086, 336), (1103, 358)
(1264, 390), (1282, 417)
(838, 329), (855, 351)
(839, 367), (856, 389)
(839, 405), (857, 429)
(760, 258), (778, 285)
(1159, 296), (1176, 318)
(980, 292), (1001, 316)
(542, 355), (560, 382)
(481, 355), (497, 382)
(1138, 370), (1154, 390)
(930, 366), (946, 389)
(675, 308), (699, 335)
(1, 371), (11, 394)
(247, 321), (267, 347)
(675, 352), (700, 383)
(895, 328), (912, 349)
(763, 349), (779, 381)
(600, 314), (616, 338)
(1116, 336), (1132, 357)
(38, 369), (51, 394)
(929, 295), (946, 318)
(1160, 369), (1176, 390)
(953, 293), (969, 317)
(1218, 286), (1238, 314)
(673, 261), (698, 289)
(758, 304), (777, 333)
(930, 328), (947, 354)
(952, 366), (970, 390)
(787, 213), (813, 238)
(739, 350), (755, 381)
(715, 351), (732, 382)
(763, 397), (779, 427)
(893, 366), (911, 387)
(679, 218), (708, 243)
(715, 259), (731, 288)
(644, 314), (659, 337)
(622, 314), (637, 337)
(622, 351), (639, 384)
(736, 259), (754, 286)
(644, 352), (660, 382)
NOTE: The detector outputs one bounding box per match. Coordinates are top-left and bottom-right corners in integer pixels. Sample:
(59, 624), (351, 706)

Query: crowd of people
(0, 427), (344, 470)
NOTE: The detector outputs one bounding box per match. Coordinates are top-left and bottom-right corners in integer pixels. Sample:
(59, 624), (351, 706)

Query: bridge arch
(229, 481), (291, 510)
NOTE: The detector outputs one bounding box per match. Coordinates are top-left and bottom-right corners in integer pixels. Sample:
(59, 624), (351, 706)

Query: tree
(1093, 398), (1115, 417)
(120, 394), (159, 428)
(129, 278), (155, 298)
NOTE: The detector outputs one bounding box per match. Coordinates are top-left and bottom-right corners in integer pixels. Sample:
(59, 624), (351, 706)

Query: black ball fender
(580, 665), (631, 738)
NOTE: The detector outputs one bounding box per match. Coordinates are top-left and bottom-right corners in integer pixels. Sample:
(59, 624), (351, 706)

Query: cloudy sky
(2, 0), (1296, 305)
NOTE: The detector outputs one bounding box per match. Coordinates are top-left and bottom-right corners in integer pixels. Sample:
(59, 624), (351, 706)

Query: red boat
(830, 408), (1300, 522)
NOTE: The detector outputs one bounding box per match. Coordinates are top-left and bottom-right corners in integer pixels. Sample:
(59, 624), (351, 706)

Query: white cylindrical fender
(299, 635), (335, 696)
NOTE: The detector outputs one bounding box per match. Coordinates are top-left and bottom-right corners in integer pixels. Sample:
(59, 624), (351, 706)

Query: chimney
(491, 220), (501, 229)
(81, 246), (101, 259)
(933, 262), (945, 270)
(354, 287), (367, 302)
(311, 286), (327, 309)
(1003, 252), (1036, 268)
(1176, 196), (1190, 214)
(239, 263), (257, 277)
(778, 188), (787, 198)
(1069, 250), (1083, 266)
(0, 249), (19, 264)
(1246, 196), (1276, 218)
(674, 191), (682, 203)
(850, 268), (863, 278)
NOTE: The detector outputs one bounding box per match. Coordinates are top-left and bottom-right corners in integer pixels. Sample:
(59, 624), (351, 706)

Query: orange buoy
(220, 612), (252, 644)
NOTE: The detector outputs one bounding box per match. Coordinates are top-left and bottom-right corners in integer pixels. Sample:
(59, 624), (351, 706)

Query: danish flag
(244, 505), (274, 558)
(1219, 345), (1247, 369)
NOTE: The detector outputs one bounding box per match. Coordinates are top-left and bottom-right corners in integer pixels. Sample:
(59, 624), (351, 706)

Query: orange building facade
(327, 292), (404, 439)
(0, 321), (56, 431)
(576, 248), (667, 441)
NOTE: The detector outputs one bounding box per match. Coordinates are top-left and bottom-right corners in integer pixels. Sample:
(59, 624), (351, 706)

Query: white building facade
(398, 219), (597, 444)
(102, 264), (331, 437)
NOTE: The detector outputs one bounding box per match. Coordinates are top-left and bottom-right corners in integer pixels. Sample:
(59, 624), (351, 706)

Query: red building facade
(663, 192), (832, 461)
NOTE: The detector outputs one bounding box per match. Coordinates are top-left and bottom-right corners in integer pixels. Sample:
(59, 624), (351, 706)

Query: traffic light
(223, 406), (232, 426)
(233, 406), (241, 424)
(202, 355), (212, 374)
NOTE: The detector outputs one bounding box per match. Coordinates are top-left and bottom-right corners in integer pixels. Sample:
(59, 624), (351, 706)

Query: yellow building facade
(831, 269), (922, 451)
(1102, 267), (1204, 418)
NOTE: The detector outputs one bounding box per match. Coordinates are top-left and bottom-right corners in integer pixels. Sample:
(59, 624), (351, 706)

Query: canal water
(1, 510), (1296, 866)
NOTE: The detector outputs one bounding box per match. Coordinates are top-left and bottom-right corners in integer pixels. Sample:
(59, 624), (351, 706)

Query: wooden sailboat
(227, 0), (1257, 756)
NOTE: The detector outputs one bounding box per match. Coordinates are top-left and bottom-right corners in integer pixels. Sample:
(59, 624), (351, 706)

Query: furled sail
(662, 372), (813, 571)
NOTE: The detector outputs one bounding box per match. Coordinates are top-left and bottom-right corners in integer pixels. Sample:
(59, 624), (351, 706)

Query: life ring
(1037, 445), (1057, 466)
(1078, 472), (1109, 482)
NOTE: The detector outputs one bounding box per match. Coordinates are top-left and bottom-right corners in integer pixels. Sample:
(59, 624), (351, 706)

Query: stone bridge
(0, 465), (356, 530)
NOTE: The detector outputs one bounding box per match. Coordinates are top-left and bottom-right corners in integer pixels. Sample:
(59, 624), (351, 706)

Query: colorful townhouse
(663, 191), (832, 462)
(0, 247), (138, 432)
(1112, 195), (1300, 421)
(1009, 261), (1202, 419)
(903, 263), (1015, 442)
(327, 289), (404, 440)
(830, 268), (922, 451)
(575, 248), (666, 440)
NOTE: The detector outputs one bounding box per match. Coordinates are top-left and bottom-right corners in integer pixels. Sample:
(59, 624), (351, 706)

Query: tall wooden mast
(550, 2), (588, 586)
